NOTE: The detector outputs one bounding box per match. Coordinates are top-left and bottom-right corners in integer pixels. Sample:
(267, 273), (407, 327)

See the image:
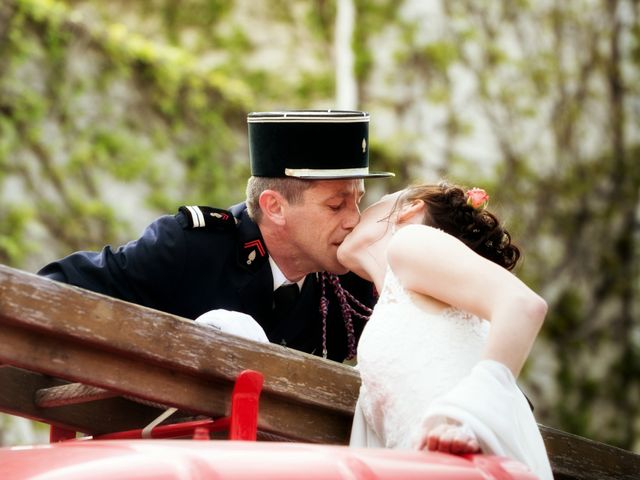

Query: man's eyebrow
(325, 191), (350, 199)
(324, 193), (349, 202)
(323, 185), (365, 201)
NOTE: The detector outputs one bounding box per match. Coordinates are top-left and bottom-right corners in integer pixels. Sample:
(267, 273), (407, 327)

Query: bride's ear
(397, 199), (426, 224)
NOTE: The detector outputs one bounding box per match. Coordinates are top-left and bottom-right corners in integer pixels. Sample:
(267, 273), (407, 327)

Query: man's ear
(258, 190), (287, 226)
(397, 199), (426, 224)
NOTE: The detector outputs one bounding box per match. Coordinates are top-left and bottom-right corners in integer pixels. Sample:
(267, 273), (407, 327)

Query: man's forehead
(311, 179), (365, 198)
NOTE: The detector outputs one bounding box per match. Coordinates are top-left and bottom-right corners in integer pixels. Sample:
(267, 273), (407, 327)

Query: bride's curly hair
(401, 182), (521, 271)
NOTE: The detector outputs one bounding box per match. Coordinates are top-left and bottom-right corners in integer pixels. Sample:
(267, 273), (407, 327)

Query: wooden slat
(0, 264), (356, 443)
(0, 366), (290, 440)
(0, 265), (359, 410)
(35, 383), (118, 408)
(0, 264), (639, 478)
(0, 366), (168, 434)
(541, 425), (640, 480)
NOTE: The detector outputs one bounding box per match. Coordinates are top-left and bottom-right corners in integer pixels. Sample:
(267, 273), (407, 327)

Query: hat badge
(361, 138), (367, 153)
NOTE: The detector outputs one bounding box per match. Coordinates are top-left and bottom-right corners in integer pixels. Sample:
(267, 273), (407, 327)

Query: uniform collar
(231, 203), (307, 289)
(269, 256), (306, 291)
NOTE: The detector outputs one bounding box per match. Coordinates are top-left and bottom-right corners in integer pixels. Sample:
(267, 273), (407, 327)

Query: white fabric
(422, 360), (553, 479)
(350, 267), (552, 479)
(195, 309), (269, 343)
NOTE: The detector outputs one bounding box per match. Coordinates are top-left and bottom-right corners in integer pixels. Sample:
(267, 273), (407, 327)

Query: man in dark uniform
(38, 110), (394, 362)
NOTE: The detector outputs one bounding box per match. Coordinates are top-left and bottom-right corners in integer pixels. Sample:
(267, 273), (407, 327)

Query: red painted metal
(48, 369), (264, 442)
(94, 418), (229, 440)
(0, 440), (539, 480)
(49, 426), (77, 443)
(228, 369), (263, 441)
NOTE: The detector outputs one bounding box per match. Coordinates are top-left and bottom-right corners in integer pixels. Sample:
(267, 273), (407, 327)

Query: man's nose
(343, 203), (361, 230)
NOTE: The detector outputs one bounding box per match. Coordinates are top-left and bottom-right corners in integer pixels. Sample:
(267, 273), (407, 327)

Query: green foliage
(1, 0), (254, 264)
(545, 288), (585, 346)
(353, 0), (401, 82)
(304, 0), (336, 45)
(0, 206), (36, 266)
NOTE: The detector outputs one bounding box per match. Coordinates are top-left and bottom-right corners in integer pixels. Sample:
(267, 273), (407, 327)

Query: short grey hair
(245, 176), (314, 223)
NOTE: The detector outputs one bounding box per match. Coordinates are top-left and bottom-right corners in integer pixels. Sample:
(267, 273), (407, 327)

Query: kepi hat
(248, 110), (394, 179)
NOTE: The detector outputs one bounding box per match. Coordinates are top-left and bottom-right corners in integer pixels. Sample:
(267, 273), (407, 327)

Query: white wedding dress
(350, 267), (553, 480)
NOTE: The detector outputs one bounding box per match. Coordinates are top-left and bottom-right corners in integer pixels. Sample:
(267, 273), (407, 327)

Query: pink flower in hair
(466, 187), (489, 209)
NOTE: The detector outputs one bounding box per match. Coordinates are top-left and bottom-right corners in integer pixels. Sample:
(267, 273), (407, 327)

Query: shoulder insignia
(243, 239), (266, 265)
(178, 206), (237, 231)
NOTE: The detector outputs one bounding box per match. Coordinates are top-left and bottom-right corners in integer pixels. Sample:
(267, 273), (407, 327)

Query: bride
(337, 182), (553, 479)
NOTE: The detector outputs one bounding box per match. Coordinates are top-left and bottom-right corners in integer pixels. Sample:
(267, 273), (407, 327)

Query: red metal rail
(50, 370), (264, 442)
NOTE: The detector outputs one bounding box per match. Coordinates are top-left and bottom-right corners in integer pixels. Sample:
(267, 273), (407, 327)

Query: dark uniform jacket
(38, 203), (375, 362)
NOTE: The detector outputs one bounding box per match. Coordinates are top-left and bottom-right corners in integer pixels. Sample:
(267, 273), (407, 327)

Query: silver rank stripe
(285, 167), (369, 177)
(185, 206), (205, 228)
(247, 113), (369, 123)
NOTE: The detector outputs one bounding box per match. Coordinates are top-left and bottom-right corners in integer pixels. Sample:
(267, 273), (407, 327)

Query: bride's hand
(418, 422), (481, 455)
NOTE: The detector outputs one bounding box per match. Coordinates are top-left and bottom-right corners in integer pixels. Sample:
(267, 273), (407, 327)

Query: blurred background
(0, 0), (638, 451)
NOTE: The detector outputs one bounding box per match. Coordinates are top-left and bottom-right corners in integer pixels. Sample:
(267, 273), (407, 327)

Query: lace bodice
(356, 266), (489, 449)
